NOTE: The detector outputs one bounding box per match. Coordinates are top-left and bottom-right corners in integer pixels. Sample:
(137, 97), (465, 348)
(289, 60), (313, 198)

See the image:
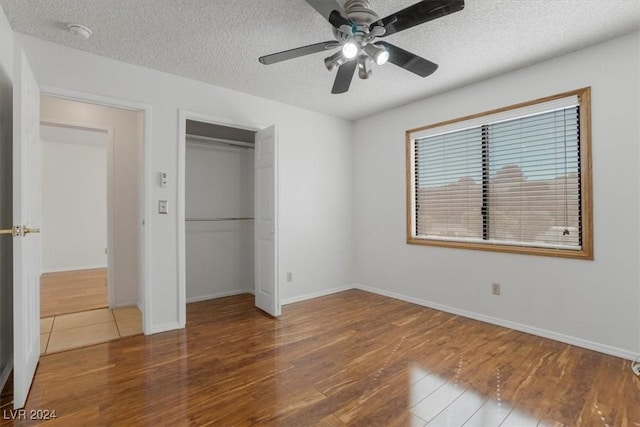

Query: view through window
(407, 88), (592, 259)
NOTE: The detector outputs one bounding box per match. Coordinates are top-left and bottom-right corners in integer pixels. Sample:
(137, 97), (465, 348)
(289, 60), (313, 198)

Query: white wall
(0, 5), (14, 391)
(15, 33), (354, 332)
(185, 140), (254, 301)
(40, 96), (143, 307)
(353, 32), (640, 357)
(41, 125), (107, 272)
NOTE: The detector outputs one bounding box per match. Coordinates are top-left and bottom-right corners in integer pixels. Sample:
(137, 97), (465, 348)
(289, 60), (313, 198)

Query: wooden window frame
(406, 87), (593, 260)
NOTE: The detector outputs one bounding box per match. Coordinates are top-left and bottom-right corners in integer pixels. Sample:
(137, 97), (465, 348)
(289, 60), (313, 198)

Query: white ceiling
(1, 0), (639, 120)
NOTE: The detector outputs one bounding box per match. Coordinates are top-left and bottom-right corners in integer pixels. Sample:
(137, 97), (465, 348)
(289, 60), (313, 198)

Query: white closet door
(254, 125), (279, 317)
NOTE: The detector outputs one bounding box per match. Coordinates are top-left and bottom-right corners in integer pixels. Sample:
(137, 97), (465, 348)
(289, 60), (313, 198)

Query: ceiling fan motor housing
(332, 0), (382, 48)
(344, 0), (381, 25)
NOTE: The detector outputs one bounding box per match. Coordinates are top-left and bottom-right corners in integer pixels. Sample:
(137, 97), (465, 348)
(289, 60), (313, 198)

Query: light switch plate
(159, 200), (168, 214)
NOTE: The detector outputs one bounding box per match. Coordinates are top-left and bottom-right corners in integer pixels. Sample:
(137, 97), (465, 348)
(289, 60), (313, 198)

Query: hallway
(39, 268), (141, 354)
(40, 306), (141, 355)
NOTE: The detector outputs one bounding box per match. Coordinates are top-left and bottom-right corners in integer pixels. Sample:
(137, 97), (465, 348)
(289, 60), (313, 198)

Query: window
(406, 88), (592, 259)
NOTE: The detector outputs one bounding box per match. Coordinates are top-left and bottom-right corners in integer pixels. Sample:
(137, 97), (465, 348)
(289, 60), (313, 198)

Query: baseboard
(187, 289), (253, 303)
(42, 265), (107, 274)
(354, 283), (637, 361)
(0, 356), (12, 395)
(281, 285), (355, 305)
(147, 322), (183, 335)
(111, 300), (138, 309)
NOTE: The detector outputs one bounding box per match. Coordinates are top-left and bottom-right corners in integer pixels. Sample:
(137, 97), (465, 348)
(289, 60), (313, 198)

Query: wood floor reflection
(2, 290), (639, 426)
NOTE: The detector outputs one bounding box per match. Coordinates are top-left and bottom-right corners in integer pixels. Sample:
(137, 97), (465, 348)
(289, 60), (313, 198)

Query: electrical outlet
(492, 282), (501, 295)
(286, 272), (293, 283)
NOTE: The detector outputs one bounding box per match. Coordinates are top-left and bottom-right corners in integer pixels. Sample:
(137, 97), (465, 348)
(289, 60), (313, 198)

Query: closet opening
(184, 120), (257, 305)
(178, 112), (279, 323)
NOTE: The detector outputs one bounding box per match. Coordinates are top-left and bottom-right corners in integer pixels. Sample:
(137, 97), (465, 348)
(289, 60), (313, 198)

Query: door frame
(177, 110), (276, 326)
(39, 118), (115, 305)
(40, 85), (152, 334)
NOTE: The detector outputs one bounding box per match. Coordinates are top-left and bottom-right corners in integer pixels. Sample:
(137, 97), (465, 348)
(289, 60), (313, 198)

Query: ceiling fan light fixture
(342, 41), (359, 59)
(364, 43), (389, 66)
(324, 50), (347, 71)
(376, 49), (389, 65)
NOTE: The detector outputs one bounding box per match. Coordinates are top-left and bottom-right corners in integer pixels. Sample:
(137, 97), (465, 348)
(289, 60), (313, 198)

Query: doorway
(38, 95), (144, 354)
(39, 122), (109, 318)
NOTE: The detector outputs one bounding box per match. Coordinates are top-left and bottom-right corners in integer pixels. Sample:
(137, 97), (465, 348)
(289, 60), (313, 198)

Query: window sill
(406, 237), (594, 260)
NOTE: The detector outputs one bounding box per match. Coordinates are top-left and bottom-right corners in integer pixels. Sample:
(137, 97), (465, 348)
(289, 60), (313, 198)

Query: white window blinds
(412, 98), (583, 251)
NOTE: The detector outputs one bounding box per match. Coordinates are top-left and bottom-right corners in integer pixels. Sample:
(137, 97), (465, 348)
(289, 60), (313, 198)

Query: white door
(254, 125), (279, 316)
(13, 48), (42, 409)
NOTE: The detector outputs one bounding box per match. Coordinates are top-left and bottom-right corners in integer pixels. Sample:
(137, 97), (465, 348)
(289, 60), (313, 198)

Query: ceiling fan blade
(377, 42), (438, 77)
(305, 0), (348, 25)
(329, 10), (351, 28)
(374, 0), (465, 37)
(259, 41), (340, 65)
(331, 60), (357, 94)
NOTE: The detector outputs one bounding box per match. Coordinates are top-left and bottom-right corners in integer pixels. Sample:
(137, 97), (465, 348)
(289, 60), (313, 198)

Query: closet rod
(186, 133), (254, 149)
(186, 217), (254, 222)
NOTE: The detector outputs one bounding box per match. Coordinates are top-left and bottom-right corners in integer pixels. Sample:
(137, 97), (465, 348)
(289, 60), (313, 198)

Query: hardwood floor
(40, 269), (108, 318)
(2, 290), (639, 426)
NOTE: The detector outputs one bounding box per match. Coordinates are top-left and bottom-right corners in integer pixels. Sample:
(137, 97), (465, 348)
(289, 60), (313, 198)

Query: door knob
(23, 226), (40, 235)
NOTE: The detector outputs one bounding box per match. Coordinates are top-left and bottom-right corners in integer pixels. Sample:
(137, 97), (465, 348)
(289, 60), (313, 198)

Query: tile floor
(40, 306), (142, 355)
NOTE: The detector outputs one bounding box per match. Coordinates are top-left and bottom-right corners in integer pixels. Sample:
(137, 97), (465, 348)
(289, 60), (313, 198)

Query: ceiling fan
(258, 0), (465, 94)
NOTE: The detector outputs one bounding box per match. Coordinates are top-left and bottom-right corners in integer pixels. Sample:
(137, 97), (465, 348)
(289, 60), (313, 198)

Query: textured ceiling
(1, 0), (639, 120)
